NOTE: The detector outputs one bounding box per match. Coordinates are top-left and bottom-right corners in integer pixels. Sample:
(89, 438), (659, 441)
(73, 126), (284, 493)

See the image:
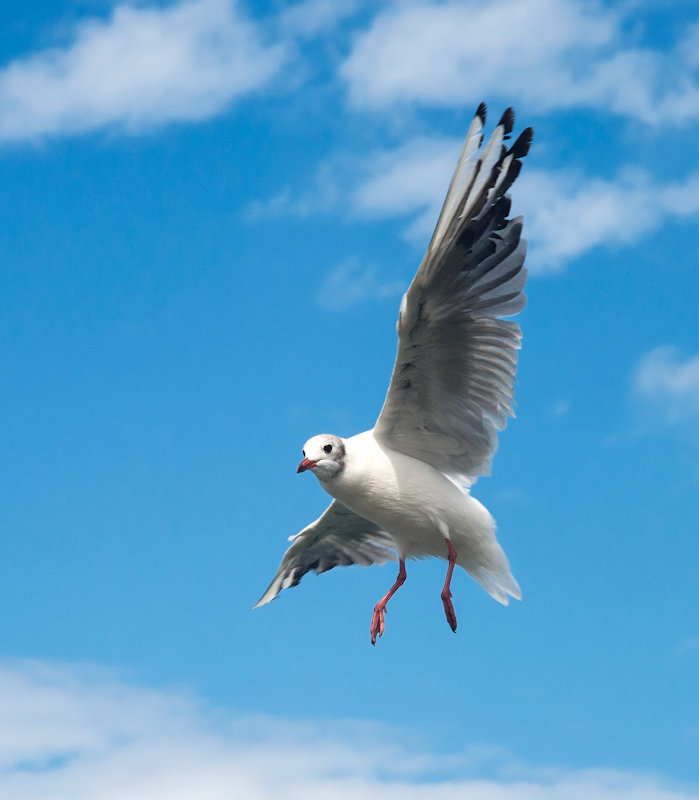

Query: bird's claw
(441, 590), (458, 632)
(370, 604), (386, 645)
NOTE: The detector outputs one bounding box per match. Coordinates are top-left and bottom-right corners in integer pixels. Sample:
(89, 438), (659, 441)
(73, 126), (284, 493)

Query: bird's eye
(302, 450), (306, 457)
(323, 444), (333, 454)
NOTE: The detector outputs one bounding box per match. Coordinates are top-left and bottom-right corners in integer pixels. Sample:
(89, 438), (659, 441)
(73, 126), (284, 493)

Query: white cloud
(633, 347), (699, 427)
(339, 0), (699, 125)
(507, 167), (699, 269)
(245, 161), (341, 221)
(676, 636), (699, 657)
(339, 137), (699, 271)
(0, 659), (697, 800)
(680, 21), (699, 68)
(246, 129), (699, 273)
(246, 138), (460, 249)
(350, 136), (461, 241)
(316, 259), (405, 311)
(277, 0), (361, 38)
(552, 401), (570, 417)
(0, 0), (286, 142)
(517, 168), (659, 270)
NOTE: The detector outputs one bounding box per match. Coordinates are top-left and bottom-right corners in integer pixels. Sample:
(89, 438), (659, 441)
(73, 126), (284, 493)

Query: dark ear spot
(323, 444), (333, 454)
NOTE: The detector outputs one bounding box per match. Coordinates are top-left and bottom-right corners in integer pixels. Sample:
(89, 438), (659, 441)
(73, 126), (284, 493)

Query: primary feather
(374, 108), (533, 482)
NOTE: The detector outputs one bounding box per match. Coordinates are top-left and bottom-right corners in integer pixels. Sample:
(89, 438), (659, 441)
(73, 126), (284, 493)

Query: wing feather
(430, 101), (487, 254)
(374, 105), (533, 483)
(254, 501), (396, 607)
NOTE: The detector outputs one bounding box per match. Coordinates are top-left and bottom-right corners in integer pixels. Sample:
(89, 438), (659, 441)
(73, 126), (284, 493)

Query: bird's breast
(321, 432), (464, 538)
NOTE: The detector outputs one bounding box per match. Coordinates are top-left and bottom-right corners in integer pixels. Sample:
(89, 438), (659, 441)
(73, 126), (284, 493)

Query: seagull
(255, 104), (533, 644)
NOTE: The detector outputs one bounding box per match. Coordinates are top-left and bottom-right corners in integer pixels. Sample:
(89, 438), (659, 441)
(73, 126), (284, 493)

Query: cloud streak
(0, 0), (286, 143)
(339, 139), (699, 271)
(633, 347), (699, 428)
(516, 168), (699, 270)
(0, 659), (698, 800)
(277, 0), (361, 38)
(340, 0), (699, 125)
(246, 128), (699, 273)
(316, 259), (405, 311)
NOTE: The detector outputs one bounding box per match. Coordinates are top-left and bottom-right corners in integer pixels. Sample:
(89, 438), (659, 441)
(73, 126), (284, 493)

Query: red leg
(441, 539), (458, 632)
(370, 559), (406, 645)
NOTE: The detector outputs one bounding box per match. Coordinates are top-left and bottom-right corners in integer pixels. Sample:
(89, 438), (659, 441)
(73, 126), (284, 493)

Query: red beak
(297, 458), (318, 474)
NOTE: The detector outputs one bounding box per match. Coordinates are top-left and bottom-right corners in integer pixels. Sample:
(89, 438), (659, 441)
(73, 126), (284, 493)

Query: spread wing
(373, 104), (533, 484)
(254, 501), (397, 607)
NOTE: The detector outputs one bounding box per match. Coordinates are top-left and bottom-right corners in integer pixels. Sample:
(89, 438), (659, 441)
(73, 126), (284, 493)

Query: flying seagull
(255, 104), (533, 644)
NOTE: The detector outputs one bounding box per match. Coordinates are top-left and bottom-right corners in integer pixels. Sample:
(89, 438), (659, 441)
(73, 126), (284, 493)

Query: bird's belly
(325, 455), (485, 560)
(338, 493), (447, 558)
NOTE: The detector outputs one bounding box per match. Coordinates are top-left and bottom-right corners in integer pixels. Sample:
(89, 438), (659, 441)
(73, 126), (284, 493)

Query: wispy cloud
(676, 636), (699, 658)
(245, 140), (456, 237)
(246, 126), (699, 272)
(339, 0), (699, 125)
(245, 161), (341, 221)
(350, 136), (461, 242)
(338, 139), (699, 271)
(633, 346), (699, 428)
(316, 259), (405, 311)
(1, 659), (697, 800)
(517, 169), (699, 271)
(0, 0), (286, 143)
(277, 0), (361, 38)
(552, 400), (571, 417)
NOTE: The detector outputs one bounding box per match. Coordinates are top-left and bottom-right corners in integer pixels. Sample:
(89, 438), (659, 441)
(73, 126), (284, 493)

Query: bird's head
(297, 434), (346, 482)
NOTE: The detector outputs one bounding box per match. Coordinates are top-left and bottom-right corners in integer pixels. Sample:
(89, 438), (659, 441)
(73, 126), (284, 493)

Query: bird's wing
(254, 500), (397, 607)
(373, 104), (533, 484)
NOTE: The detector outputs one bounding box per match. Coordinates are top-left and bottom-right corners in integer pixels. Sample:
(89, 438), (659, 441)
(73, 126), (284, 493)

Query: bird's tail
(461, 540), (521, 605)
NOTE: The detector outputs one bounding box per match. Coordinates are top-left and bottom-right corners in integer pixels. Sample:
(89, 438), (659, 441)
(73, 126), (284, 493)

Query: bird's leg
(441, 538), (458, 632)
(370, 559), (406, 645)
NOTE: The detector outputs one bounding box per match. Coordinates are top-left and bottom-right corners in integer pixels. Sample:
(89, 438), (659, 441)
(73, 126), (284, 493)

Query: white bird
(255, 105), (533, 644)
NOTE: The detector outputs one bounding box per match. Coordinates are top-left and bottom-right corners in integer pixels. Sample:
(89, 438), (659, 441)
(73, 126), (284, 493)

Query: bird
(255, 104), (533, 644)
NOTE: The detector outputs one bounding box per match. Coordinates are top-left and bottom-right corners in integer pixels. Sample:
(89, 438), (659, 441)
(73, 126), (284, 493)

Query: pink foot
(369, 559), (406, 646)
(441, 588), (458, 632)
(370, 605), (386, 645)
(441, 539), (458, 633)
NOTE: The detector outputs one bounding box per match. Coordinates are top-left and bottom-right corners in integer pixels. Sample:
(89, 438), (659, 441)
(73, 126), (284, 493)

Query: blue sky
(1, 0), (699, 797)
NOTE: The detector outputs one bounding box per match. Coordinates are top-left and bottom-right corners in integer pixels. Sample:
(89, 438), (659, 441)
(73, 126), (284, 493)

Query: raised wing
(374, 105), (533, 483)
(254, 501), (396, 607)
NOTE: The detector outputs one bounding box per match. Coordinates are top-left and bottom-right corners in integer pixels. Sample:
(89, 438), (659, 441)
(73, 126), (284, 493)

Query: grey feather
(374, 105), (533, 483)
(254, 501), (397, 607)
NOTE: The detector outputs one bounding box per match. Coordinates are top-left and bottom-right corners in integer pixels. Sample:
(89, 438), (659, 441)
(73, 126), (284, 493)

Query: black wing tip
(500, 194), (512, 219)
(510, 126), (534, 159)
(476, 101), (487, 124)
(504, 158), (523, 187)
(498, 107), (515, 136)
